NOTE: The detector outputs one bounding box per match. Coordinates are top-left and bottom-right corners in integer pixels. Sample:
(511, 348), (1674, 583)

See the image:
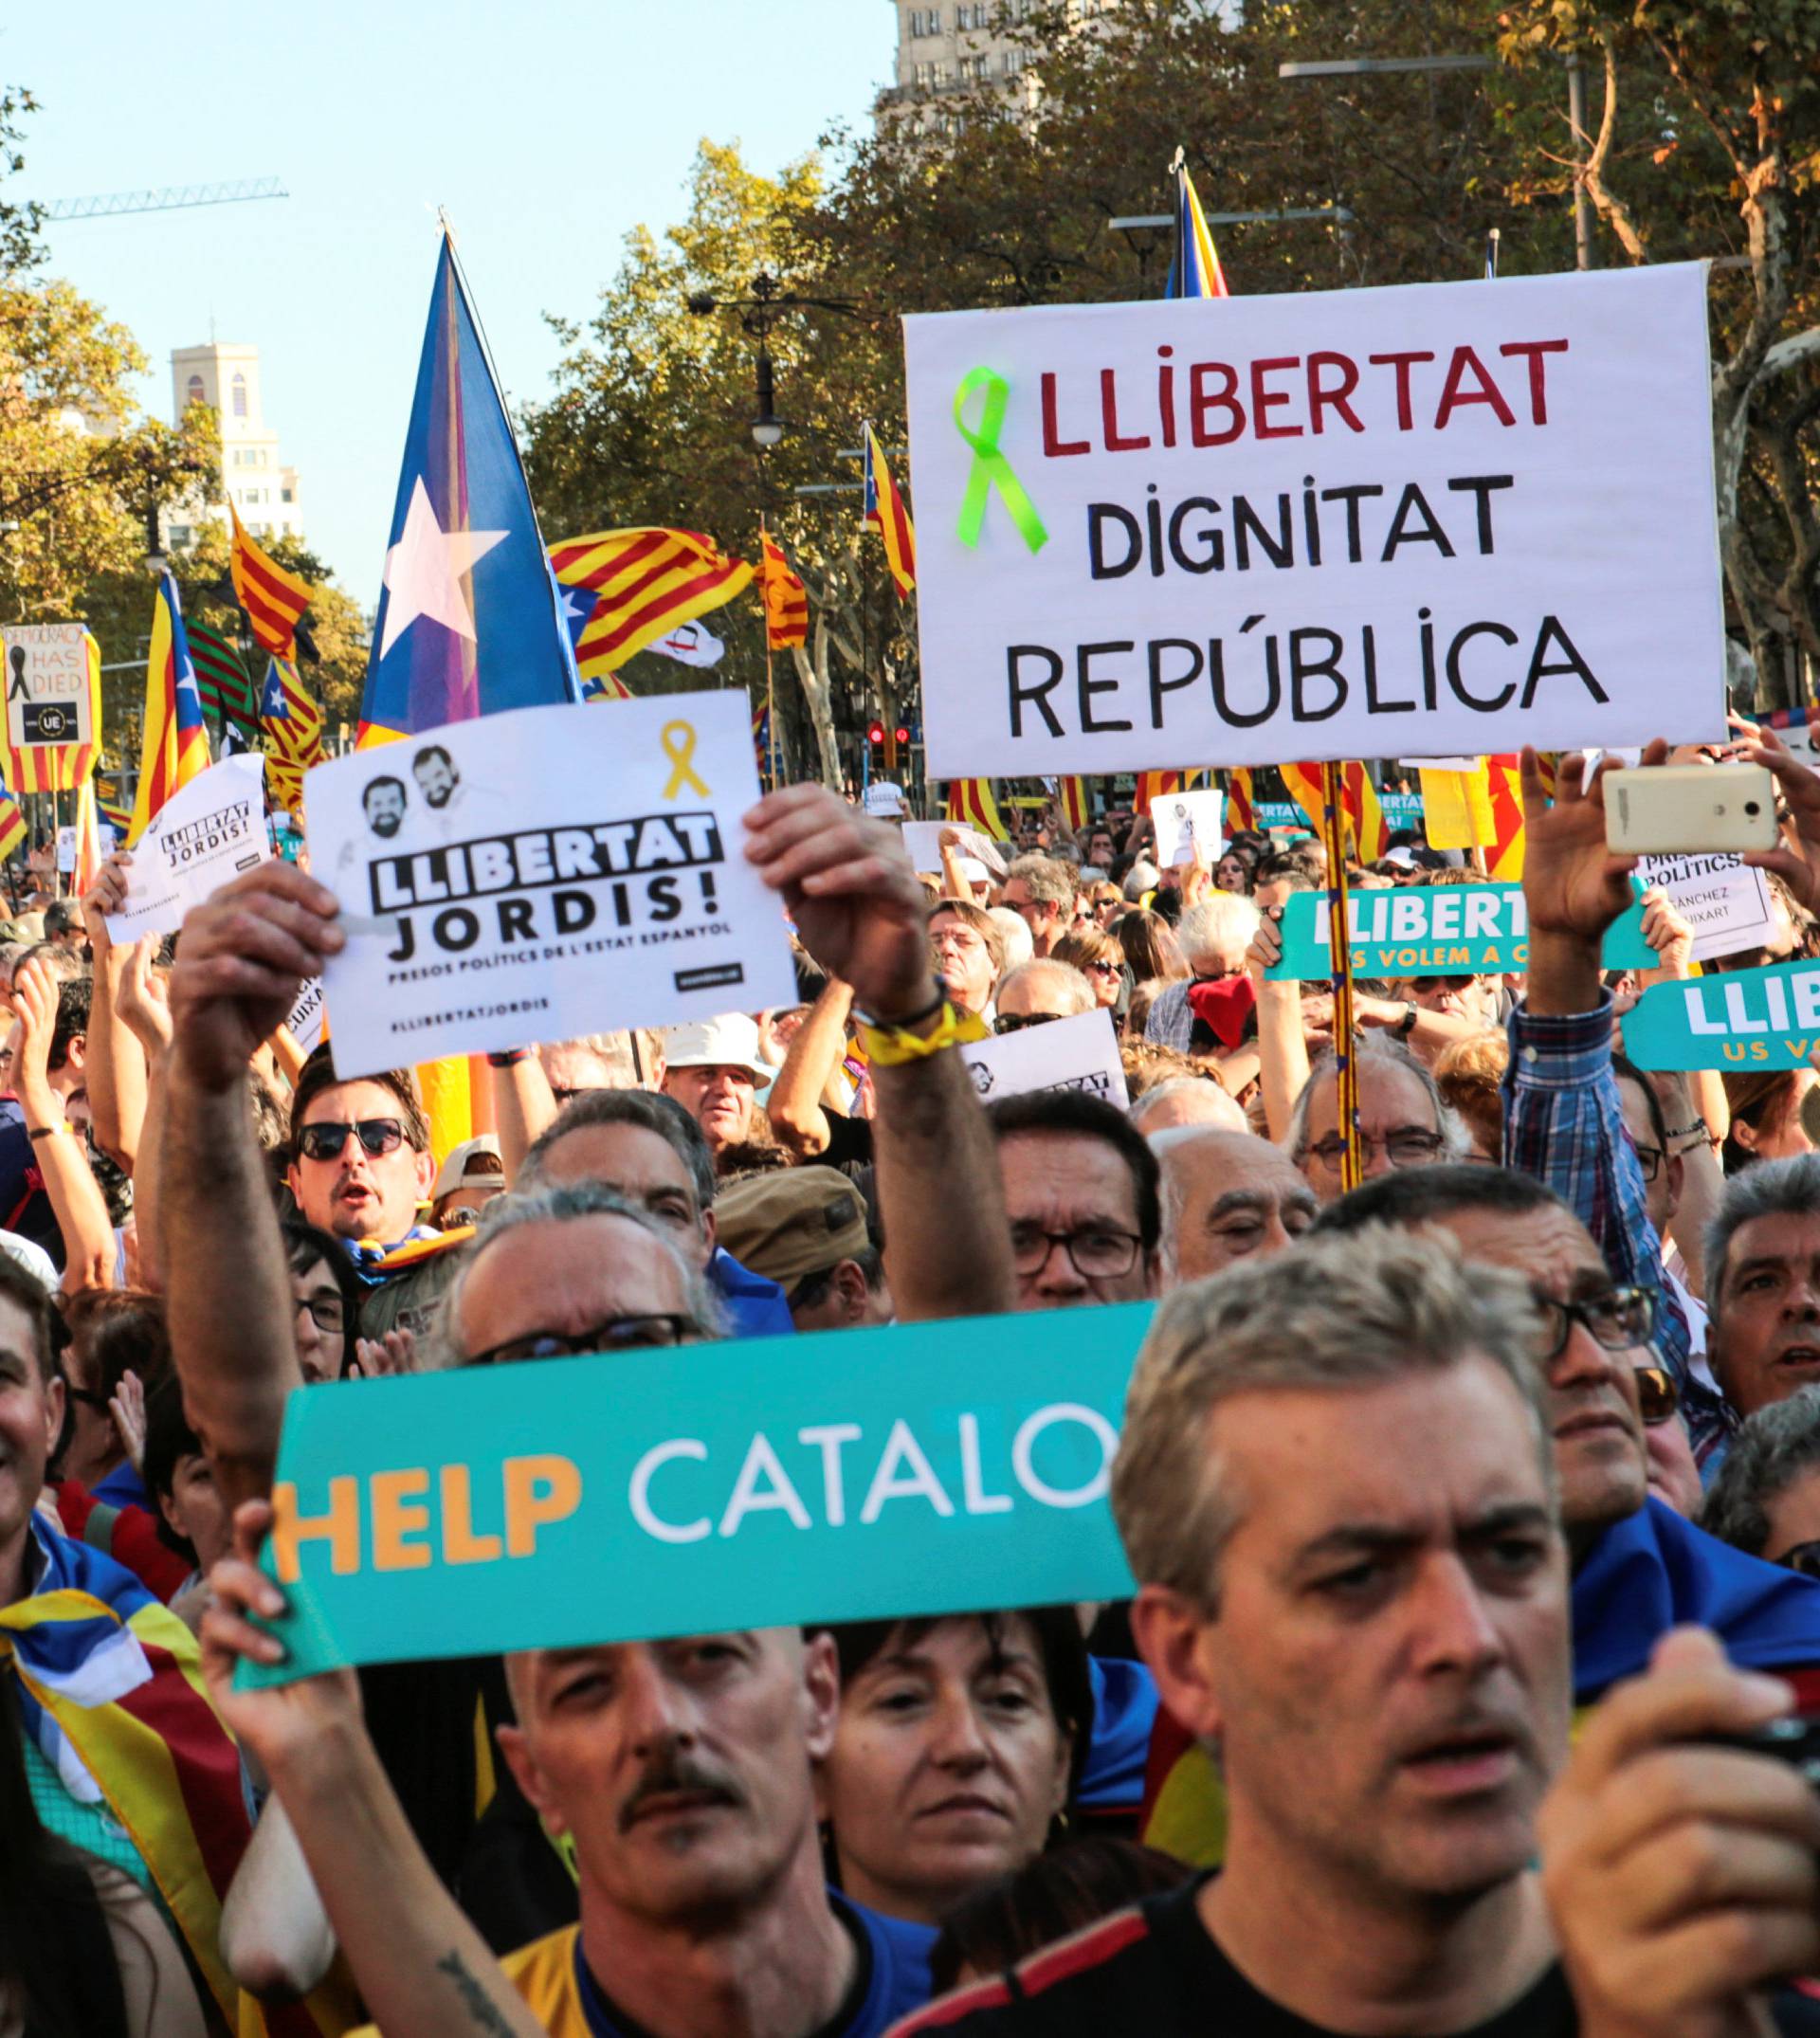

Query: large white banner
(904, 264), (1725, 775)
(306, 694), (796, 1079)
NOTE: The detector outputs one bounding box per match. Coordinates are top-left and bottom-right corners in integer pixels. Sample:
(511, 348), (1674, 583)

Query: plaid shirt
(1502, 992), (1733, 1470)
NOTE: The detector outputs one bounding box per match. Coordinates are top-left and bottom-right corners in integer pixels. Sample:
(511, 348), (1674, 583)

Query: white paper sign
(1151, 790), (1225, 868)
(1635, 852), (1776, 964)
(904, 265), (1725, 775)
(901, 821), (1010, 881)
(285, 977), (326, 1056)
(956, 1008), (1128, 1112)
(102, 753), (270, 943)
(864, 781), (907, 818)
(307, 694), (796, 1078)
(55, 827), (75, 874)
(2, 622), (91, 752)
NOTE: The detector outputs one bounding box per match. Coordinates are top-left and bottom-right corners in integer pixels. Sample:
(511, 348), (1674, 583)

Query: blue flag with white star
(358, 234), (580, 740)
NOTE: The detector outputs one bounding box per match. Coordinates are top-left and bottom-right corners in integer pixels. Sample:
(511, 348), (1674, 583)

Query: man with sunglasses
(991, 959), (1095, 1035)
(285, 1043), (464, 1343)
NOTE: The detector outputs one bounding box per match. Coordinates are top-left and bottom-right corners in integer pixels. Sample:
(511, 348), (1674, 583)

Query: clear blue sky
(9, 1), (891, 614)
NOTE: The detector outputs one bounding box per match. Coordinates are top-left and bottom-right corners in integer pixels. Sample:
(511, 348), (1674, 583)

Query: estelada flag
(0, 756), (26, 863)
(9, 629), (101, 795)
(759, 532), (809, 650)
(228, 501), (312, 661)
(261, 655), (325, 815)
(862, 424), (917, 601)
(128, 573), (209, 844)
(1056, 776), (1090, 835)
(1167, 148), (1230, 300)
(1226, 767), (1257, 833)
(944, 778), (1010, 843)
(359, 232), (580, 745)
(549, 528), (753, 677)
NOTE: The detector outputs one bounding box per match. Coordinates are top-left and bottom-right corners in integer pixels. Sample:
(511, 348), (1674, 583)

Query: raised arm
(13, 956), (116, 1292)
(765, 977), (855, 1160)
(116, 938), (173, 1291)
(81, 854), (149, 1173)
(163, 864), (343, 1508)
(488, 1050), (560, 1185)
(1245, 909), (1312, 1142)
(202, 1503), (545, 2038)
(746, 786), (1014, 1322)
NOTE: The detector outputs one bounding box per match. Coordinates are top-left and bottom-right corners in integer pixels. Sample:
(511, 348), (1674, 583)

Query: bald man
(1151, 1127), (1319, 1287)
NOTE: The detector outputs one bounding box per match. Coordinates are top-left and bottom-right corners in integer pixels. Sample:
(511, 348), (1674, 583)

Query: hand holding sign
(81, 849), (131, 961)
(170, 864), (344, 1093)
(745, 783), (937, 1023)
(1741, 724), (1820, 914)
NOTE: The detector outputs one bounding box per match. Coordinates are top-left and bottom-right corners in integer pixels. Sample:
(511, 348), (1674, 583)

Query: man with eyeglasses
(926, 901), (1003, 1022)
(1287, 1035), (1469, 1202)
(991, 959), (1095, 1035)
(999, 856), (1075, 959)
(984, 1090), (1160, 1311)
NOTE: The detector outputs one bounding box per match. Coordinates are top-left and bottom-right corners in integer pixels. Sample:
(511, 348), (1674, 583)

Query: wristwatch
(1395, 1002), (1419, 1040)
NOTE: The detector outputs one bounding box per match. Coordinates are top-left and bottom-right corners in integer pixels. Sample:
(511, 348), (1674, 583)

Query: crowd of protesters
(17, 729), (1820, 2033)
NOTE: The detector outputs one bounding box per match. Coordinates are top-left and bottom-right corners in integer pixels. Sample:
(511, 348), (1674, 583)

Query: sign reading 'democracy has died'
(306, 694), (795, 1079)
(1267, 882), (1654, 980)
(1624, 959), (1820, 1071)
(903, 264), (1724, 777)
(238, 1304), (1145, 1685)
(102, 753), (270, 944)
(958, 1006), (1129, 1111)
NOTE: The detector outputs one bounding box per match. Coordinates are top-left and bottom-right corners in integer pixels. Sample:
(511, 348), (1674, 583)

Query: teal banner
(241, 1305), (1148, 1687)
(1254, 793), (1422, 830)
(1266, 883), (1654, 981)
(1624, 959), (1820, 1070)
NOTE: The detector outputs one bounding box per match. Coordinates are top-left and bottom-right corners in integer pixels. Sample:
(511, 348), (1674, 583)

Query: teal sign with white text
(240, 1305), (1148, 1687)
(1267, 883), (1654, 981)
(1624, 959), (1820, 1070)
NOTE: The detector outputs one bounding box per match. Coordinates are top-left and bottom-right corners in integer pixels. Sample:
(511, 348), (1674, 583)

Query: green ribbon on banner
(236, 1304), (1145, 1686)
(954, 367), (1048, 555)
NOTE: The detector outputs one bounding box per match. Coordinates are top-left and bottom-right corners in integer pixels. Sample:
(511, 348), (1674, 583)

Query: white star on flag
(380, 476), (507, 656)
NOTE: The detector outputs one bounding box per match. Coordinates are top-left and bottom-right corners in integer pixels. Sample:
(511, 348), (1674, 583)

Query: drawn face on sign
(362, 777), (407, 839)
(411, 745), (458, 810)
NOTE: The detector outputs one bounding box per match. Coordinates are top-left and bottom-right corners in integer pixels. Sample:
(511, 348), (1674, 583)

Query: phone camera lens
(1746, 801), (1762, 816)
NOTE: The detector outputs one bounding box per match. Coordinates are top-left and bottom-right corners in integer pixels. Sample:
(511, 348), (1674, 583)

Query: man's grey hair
(539, 1030), (661, 1088)
(1701, 1385), (1820, 1556)
(520, 1087), (714, 1213)
(1110, 1227), (1554, 1610)
(996, 958), (1096, 1019)
(1705, 1153), (1820, 1320)
(987, 907), (1035, 974)
(1007, 853), (1076, 910)
(1123, 861), (1161, 901)
(1284, 1035), (1471, 1164)
(433, 1178), (725, 1367)
(1176, 894), (1261, 971)
(1130, 1080), (1245, 1139)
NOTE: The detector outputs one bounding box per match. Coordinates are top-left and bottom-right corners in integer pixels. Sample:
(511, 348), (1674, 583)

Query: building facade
(168, 342), (303, 548)
(881, 0), (1060, 132)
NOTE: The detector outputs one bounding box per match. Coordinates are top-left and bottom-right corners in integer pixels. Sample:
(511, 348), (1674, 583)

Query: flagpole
(759, 515), (778, 793)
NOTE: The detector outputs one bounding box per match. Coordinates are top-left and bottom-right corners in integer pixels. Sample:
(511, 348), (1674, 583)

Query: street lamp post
(1279, 51), (1594, 271)
(685, 271), (858, 456)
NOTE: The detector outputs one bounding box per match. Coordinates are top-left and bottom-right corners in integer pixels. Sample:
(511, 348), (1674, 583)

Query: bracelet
(27, 1122), (68, 1142)
(853, 981), (949, 1031)
(857, 1002), (990, 1067)
(485, 1049), (531, 1069)
(1665, 1119), (1707, 1141)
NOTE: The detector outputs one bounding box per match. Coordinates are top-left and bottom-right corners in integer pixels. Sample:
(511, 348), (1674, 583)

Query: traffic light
(895, 725), (911, 748)
(866, 720), (884, 748)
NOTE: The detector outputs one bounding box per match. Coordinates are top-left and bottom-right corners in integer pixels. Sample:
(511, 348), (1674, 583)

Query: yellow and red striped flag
(0, 756), (26, 864)
(863, 424), (917, 601)
(72, 775), (103, 896)
(1136, 771), (1185, 815)
(229, 502), (312, 659)
(758, 532), (809, 651)
(1226, 767), (1256, 833)
(1282, 761), (1389, 863)
(1057, 776), (1091, 835)
(129, 573), (209, 843)
(1484, 753), (1526, 880)
(9, 630), (101, 795)
(549, 528), (754, 677)
(944, 778), (1010, 842)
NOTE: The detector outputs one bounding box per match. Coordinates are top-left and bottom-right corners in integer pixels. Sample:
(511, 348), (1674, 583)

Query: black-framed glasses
(1306, 1128), (1446, 1170)
(466, 1313), (700, 1367)
(1532, 1284), (1657, 1364)
(295, 1293), (347, 1334)
(297, 1118), (407, 1163)
(1774, 1540), (1820, 1580)
(1010, 1224), (1142, 1281)
(994, 1011), (1064, 1035)
(1631, 1142), (1665, 1185)
(1634, 1364), (1679, 1426)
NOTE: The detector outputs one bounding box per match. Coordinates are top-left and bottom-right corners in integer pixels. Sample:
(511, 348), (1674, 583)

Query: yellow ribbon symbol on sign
(661, 720), (710, 800)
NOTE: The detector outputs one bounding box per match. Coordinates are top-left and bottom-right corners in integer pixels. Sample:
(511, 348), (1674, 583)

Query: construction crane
(41, 178), (288, 223)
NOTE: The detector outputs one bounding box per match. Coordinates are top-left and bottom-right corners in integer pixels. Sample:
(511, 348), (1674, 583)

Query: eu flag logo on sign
(358, 234), (580, 742)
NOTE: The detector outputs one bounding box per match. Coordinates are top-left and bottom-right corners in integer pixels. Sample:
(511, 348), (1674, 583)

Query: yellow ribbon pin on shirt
(661, 720), (710, 800)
